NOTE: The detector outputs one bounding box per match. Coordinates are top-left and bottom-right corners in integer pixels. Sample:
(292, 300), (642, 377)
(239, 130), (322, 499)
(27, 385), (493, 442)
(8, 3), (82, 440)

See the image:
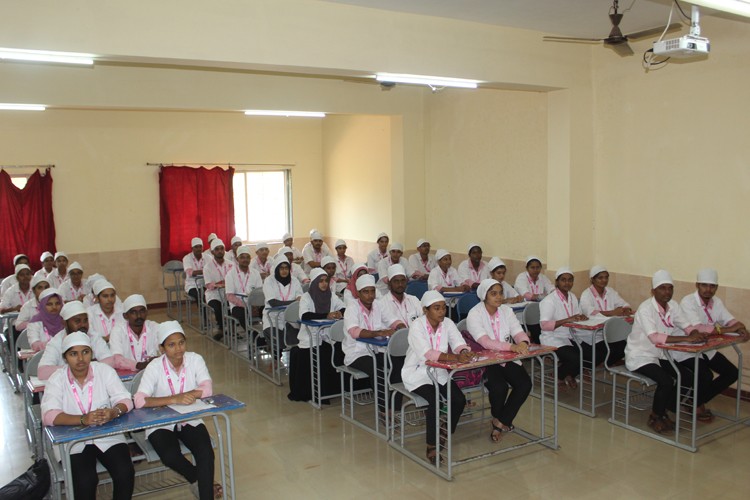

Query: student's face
(424, 301), (447, 324)
(485, 284), (505, 308)
(359, 287), (376, 306)
(160, 333), (187, 361)
(355, 269), (367, 280)
(257, 248), (269, 260)
(64, 345), (92, 373)
(284, 252), (294, 264)
(42, 257), (54, 271)
(232, 242), (242, 253)
(490, 267), (506, 283)
(653, 284), (674, 304)
(591, 272), (609, 290)
(65, 313), (89, 334)
(124, 306), (148, 330)
(17, 269), (32, 287)
(336, 246), (347, 257)
(213, 245), (225, 260)
(238, 253), (251, 268)
(389, 250), (403, 261)
(317, 275), (330, 292)
(469, 247), (482, 263)
(389, 275), (407, 294)
(278, 264), (290, 278)
(556, 274), (574, 293)
(98, 289), (117, 312)
(56, 256), (68, 271)
(283, 238), (294, 247)
(527, 261), (542, 278)
(33, 281), (50, 299)
(312, 239), (323, 251)
(69, 269), (83, 286)
(438, 255), (452, 271)
(192, 245), (203, 257)
(16, 257), (30, 266)
(696, 283), (718, 301)
(323, 264), (336, 277)
(377, 237), (389, 251)
(44, 296), (62, 315)
(418, 243), (430, 257)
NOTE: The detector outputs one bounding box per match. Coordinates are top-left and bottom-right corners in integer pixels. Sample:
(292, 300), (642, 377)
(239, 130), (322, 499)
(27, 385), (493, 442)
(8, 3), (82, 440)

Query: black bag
(0, 459), (50, 500)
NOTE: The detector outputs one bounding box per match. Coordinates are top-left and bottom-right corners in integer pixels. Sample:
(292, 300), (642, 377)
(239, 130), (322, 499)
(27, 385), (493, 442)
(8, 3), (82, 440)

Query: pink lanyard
(214, 261), (230, 280)
(277, 282), (292, 301)
(100, 313), (116, 337)
(67, 285), (83, 301)
(440, 268), (451, 286)
(238, 270), (251, 293)
(657, 305), (674, 328)
(357, 300), (374, 330)
(18, 289), (32, 305)
(590, 286), (608, 311)
(556, 289), (573, 317)
(426, 320), (443, 350)
(390, 295), (410, 324)
(527, 273), (540, 295)
(162, 356), (186, 395)
(421, 258), (432, 272)
(192, 255), (203, 270)
(470, 263), (482, 282)
(338, 258), (349, 276)
(43, 326), (51, 341)
(314, 251), (322, 263)
(67, 367), (93, 415)
(699, 297), (714, 323)
(127, 324), (148, 361)
(487, 308), (503, 341)
(256, 258), (270, 274)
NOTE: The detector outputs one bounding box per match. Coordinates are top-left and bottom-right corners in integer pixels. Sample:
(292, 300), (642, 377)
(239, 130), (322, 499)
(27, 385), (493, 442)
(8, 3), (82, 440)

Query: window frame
(233, 168), (293, 244)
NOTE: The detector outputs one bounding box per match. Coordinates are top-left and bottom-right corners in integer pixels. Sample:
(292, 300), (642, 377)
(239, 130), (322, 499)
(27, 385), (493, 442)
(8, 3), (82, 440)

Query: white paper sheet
(168, 399), (216, 414)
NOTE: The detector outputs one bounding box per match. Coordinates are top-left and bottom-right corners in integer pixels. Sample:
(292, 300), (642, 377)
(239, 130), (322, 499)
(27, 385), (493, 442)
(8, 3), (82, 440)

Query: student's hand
(510, 296), (523, 304)
(327, 311), (343, 320)
(686, 331), (707, 343)
(86, 408), (113, 426)
(295, 296), (302, 301)
(512, 342), (529, 354)
(173, 392), (197, 405)
(621, 307), (634, 316)
(460, 284), (471, 292)
(456, 350), (475, 363)
(381, 329), (396, 337)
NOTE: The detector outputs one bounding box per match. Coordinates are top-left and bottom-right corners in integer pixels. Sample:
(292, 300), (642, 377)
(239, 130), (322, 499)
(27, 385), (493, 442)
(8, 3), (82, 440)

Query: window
(233, 170), (292, 243)
(10, 175), (28, 189)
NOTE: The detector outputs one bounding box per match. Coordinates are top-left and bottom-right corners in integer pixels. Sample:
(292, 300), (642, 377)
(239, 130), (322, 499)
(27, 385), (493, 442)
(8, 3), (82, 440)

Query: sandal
(490, 423), (504, 442)
(426, 445), (444, 465)
(564, 375), (578, 390)
(647, 413), (672, 434)
(213, 483), (224, 499)
(697, 406), (715, 423)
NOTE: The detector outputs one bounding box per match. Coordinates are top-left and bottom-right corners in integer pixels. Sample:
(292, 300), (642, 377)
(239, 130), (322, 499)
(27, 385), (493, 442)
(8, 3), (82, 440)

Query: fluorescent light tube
(0, 103), (45, 111)
(0, 48), (95, 65)
(686, 0), (750, 17)
(244, 110), (326, 118)
(375, 73), (480, 89)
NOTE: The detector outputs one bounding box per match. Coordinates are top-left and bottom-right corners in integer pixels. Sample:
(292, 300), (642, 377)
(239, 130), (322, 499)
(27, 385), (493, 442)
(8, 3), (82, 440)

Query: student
(58, 261), (86, 302)
(377, 264), (422, 328)
(0, 264), (33, 313)
(579, 265), (633, 317)
(41, 331), (134, 500)
(288, 269), (345, 402)
(467, 279), (532, 441)
(183, 237), (206, 306)
(679, 269), (747, 421)
(225, 245), (264, 332)
(134, 321), (221, 500)
(1, 254), (30, 294)
(625, 270), (708, 433)
(250, 242), (272, 280)
(321, 256), (339, 291)
(16, 274), (50, 331)
(281, 232), (305, 265)
(82, 273), (106, 308)
(333, 239), (355, 294)
(27, 288), (64, 352)
(427, 249), (470, 295)
(87, 280), (125, 342)
(202, 232), (218, 262)
(224, 236), (243, 266)
(485, 257), (524, 304)
(109, 294), (160, 371)
(38, 301), (115, 380)
(277, 246), (310, 284)
(539, 268), (587, 389)
(457, 243), (486, 289)
(262, 256), (303, 353)
(367, 232), (390, 273)
(343, 264), (369, 305)
(408, 238), (436, 281)
(402, 291), (476, 464)
(514, 256), (554, 301)
(34, 251), (55, 279)
(203, 238), (234, 341)
(47, 252), (70, 289)
(376, 243), (411, 296)
(302, 230), (331, 273)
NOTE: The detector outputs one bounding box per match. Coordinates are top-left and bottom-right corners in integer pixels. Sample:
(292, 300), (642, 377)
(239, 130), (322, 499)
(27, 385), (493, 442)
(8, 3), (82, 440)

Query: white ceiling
(319, 0), (684, 38)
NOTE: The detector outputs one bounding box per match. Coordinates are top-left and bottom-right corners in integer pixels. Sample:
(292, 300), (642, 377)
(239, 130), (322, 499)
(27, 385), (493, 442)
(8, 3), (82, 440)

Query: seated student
(467, 279), (532, 441)
(376, 243), (411, 296)
(34, 251), (55, 279)
(202, 232), (218, 262)
(343, 264), (369, 305)
(320, 256), (339, 291)
(134, 321), (221, 500)
(225, 245), (263, 332)
(427, 249), (470, 298)
(224, 236), (243, 266)
(281, 232), (305, 265)
(1, 264), (33, 313)
(402, 291), (476, 464)
(408, 238), (436, 281)
(514, 256), (554, 301)
(47, 252), (70, 289)
(288, 269), (346, 402)
(302, 230), (331, 273)
(41, 331), (134, 500)
(485, 257), (524, 304)
(625, 270), (708, 433)
(87, 280), (125, 342)
(377, 264), (423, 328)
(109, 294), (160, 371)
(82, 273), (105, 308)
(38, 301), (116, 380)
(183, 237), (206, 305)
(579, 265), (633, 318)
(262, 256), (303, 354)
(458, 243), (486, 290)
(250, 242), (272, 280)
(16, 274), (50, 331)
(679, 269), (748, 421)
(58, 261), (86, 302)
(1, 254), (30, 295)
(539, 268), (587, 389)
(367, 232), (390, 273)
(332, 239), (355, 295)
(27, 288), (64, 352)
(203, 238), (234, 340)
(277, 246), (310, 284)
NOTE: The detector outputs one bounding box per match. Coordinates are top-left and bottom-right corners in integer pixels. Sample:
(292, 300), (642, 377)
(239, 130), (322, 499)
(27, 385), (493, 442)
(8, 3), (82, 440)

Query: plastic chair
(162, 260), (184, 320)
(284, 301), (301, 348)
(129, 370), (145, 396)
(387, 328), (428, 444)
(16, 329), (29, 350)
(455, 293), (480, 320)
(522, 302), (541, 344)
(455, 319), (467, 332)
(327, 320), (370, 419)
(405, 280), (428, 300)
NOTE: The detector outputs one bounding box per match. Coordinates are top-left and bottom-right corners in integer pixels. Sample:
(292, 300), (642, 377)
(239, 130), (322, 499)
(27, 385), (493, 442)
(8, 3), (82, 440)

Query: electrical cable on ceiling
(643, 1), (678, 70)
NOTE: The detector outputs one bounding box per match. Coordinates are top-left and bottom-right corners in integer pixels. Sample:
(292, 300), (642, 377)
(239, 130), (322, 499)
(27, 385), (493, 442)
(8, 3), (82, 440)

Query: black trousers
(188, 288), (208, 325)
(555, 345), (581, 379)
(70, 443), (134, 500)
(635, 359), (695, 416)
(677, 356), (722, 407)
(148, 424), (215, 500)
(412, 381), (466, 446)
(349, 352), (403, 412)
(231, 306), (248, 331)
(484, 362), (532, 426)
(581, 339), (626, 368)
(703, 352), (739, 403)
(208, 299), (223, 331)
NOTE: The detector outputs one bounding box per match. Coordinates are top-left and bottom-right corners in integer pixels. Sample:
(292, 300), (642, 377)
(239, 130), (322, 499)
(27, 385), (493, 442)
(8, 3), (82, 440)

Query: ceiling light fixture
(0, 103), (46, 111)
(686, 0), (750, 18)
(375, 73), (480, 89)
(244, 110), (326, 118)
(0, 48), (95, 65)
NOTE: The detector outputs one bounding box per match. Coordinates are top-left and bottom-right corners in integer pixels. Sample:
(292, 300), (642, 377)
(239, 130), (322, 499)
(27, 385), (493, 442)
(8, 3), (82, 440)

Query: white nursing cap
(272, 254), (290, 272)
(435, 249), (450, 261)
(40, 251), (53, 262)
(376, 232), (389, 241)
(61, 301), (87, 320)
(525, 255), (542, 266)
(387, 264), (406, 280)
(321, 256), (336, 267)
(255, 242), (269, 251)
(310, 230), (323, 240)
(417, 238), (429, 247)
(14, 264), (30, 275)
(13, 254), (27, 265)
(477, 278), (501, 302)
(54, 251), (68, 260)
(282, 232), (293, 241)
(191, 237), (203, 247)
(123, 294), (147, 313)
(652, 270), (673, 289)
(62, 331), (91, 353)
(277, 246), (293, 255)
(309, 268), (327, 283)
(589, 265), (607, 279)
(389, 243), (404, 252)
(334, 239), (347, 248)
(31, 274), (49, 288)
(487, 257), (506, 272)
(67, 261), (83, 272)
(39, 288), (60, 302)
(555, 267), (573, 280)
(236, 245), (252, 257)
(208, 233), (218, 241)
(210, 238), (225, 250)
(696, 268), (718, 285)
(158, 320), (185, 345)
(231, 236), (242, 245)
(467, 243), (482, 253)
(421, 290), (446, 308)
(93, 280), (116, 296)
(356, 274), (376, 291)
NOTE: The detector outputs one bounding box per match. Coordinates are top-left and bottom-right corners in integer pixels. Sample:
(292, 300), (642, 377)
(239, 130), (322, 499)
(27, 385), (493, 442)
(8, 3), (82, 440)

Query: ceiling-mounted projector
(652, 4), (710, 58)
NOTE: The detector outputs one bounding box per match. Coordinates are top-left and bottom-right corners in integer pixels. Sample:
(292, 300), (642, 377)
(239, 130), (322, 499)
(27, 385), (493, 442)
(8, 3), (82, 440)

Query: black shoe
(213, 333), (224, 341)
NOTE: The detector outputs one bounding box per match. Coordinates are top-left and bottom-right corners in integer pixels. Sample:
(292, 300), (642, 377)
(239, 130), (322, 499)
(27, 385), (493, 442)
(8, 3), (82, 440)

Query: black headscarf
(273, 258), (292, 287)
(308, 270), (332, 314)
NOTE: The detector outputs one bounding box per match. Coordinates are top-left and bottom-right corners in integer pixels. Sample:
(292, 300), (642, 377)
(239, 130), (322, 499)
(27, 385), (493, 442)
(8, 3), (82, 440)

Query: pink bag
(449, 330), (485, 389)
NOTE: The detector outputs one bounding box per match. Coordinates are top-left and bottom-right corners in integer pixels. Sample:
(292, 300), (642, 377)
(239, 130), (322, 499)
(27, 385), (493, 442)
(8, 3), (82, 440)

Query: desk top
(657, 334), (745, 353)
(0, 312), (19, 320)
(300, 319), (338, 327)
(509, 301), (531, 312)
(45, 394), (245, 444)
(18, 349), (36, 360)
(562, 315), (634, 331)
(426, 345), (557, 370)
(27, 369), (138, 394)
(356, 336), (389, 347)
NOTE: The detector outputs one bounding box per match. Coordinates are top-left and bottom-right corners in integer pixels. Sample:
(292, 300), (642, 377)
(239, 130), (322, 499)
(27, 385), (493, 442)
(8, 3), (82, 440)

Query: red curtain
(159, 166), (235, 264)
(0, 169), (56, 277)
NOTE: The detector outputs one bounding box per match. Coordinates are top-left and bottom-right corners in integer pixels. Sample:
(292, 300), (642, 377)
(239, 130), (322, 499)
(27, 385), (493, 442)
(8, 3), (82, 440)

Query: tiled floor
(2, 309), (750, 499)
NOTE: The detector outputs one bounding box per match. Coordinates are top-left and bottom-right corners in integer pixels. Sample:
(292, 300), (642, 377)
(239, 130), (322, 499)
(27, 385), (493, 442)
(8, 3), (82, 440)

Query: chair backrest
(328, 319), (346, 343)
(522, 302), (540, 326)
(129, 369), (145, 396)
(16, 329), (30, 350)
(26, 351), (44, 379)
(162, 260), (183, 287)
(603, 317), (632, 368)
(455, 319), (467, 332)
(456, 293), (480, 320)
(247, 288), (266, 308)
(386, 328), (409, 380)
(283, 301), (302, 347)
(284, 301), (301, 324)
(405, 280), (428, 300)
